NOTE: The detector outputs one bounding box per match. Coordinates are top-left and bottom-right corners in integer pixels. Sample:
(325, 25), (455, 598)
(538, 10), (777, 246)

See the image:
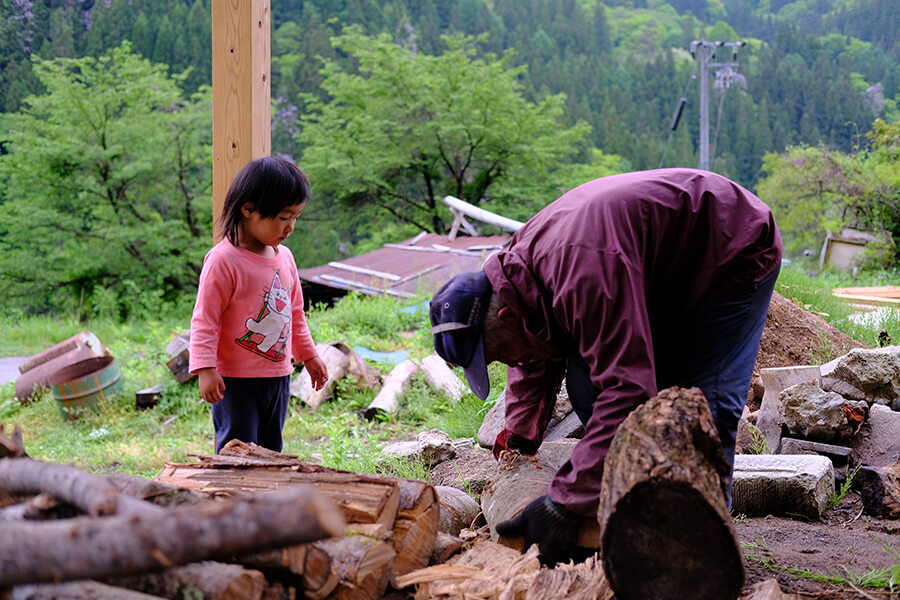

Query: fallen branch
(0, 484), (345, 586)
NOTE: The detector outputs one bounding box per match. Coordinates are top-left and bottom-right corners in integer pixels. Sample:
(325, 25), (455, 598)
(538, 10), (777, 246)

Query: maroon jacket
(482, 168), (782, 516)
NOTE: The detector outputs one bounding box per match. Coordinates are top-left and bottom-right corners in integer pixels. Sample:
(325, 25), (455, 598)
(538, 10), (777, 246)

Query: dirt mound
(755, 290), (864, 370)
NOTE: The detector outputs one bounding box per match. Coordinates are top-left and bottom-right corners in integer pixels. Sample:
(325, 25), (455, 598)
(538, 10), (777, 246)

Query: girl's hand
(197, 368), (226, 403)
(305, 356), (329, 391)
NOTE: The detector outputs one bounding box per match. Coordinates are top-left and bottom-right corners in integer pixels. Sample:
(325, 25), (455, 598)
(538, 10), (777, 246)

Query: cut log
(315, 536), (395, 600)
(0, 424), (26, 458)
(598, 386), (743, 600)
(156, 463), (400, 528)
(0, 484), (344, 586)
(480, 439), (600, 549)
(431, 532), (465, 564)
(0, 457), (163, 518)
(294, 343), (352, 412)
(236, 543), (338, 599)
(388, 479), (440, 587)
(363, 359), (419, 419)
(9, 580), (167, 599)
(419, 354), (464, 403)
(109, 561), (265, 600)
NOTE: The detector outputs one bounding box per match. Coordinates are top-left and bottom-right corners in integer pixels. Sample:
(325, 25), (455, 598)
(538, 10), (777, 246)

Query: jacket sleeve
(188, 253), (232, 373)
(544, 247), (658, 517)
(503, 359), (567, 443)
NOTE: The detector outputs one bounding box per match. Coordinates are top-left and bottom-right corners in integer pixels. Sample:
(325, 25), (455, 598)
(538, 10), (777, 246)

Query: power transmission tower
(690, 39), (746, 171)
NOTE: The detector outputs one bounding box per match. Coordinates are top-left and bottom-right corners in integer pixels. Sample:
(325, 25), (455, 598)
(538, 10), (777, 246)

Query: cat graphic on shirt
(245, 271), (291, 354)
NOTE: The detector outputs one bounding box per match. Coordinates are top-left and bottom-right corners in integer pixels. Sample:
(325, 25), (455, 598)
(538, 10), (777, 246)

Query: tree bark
(0, 485), (345, 586)
(313, 536), (395, 600)
(0, 458), (123, 517)
(480, 439), (600, 548)
(9, 580), (166, 599)
(109, 561), (265, 600)
(388, 479), (439, 587)
(598, 386), (744, 600)
(236, 543), (337, 599)
(363, 359), (419, 419)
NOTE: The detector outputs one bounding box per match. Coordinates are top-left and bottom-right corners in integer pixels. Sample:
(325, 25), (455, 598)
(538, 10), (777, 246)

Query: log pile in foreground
(155, 439), (441, 599)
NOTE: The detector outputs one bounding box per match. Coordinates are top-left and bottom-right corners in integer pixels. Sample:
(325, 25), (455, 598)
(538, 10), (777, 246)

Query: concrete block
(732, 454), (834, 520)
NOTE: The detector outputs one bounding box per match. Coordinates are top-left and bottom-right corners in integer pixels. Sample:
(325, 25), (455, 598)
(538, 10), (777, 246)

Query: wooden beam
(212, 0), (271, 242)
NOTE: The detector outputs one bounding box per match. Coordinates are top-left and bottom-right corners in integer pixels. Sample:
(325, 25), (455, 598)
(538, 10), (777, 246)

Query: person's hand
(492, 429), (539, 460)
(305, 356), (329, 391)
(197, 368), (225, 404)
(495, 495), (580, 566)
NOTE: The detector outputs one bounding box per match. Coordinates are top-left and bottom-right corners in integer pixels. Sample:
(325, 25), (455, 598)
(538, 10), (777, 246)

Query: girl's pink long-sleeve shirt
(189, 239), (318, 378)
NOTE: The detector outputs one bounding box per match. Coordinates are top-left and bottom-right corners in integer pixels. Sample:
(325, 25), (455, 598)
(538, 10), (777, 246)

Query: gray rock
(780, 382), (867, 443)
(381, 428), (457, 466)
(732, 454), (835, 520)
(758, 366), (822, 453)
(851, 403), (900, 467)
(821, 346), (900, 408)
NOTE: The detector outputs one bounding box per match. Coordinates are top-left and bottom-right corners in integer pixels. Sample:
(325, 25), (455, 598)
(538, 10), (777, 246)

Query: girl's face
(239, 201), (305, 255)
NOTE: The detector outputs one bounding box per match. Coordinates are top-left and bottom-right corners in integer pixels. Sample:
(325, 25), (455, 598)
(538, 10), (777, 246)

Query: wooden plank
(212, 0), (271, 241)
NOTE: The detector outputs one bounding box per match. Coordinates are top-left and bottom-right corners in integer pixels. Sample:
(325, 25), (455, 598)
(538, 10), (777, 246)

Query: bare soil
(738, 291), (898, 598)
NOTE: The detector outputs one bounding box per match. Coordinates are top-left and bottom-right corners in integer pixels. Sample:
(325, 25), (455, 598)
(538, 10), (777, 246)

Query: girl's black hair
(219, 156), (311, 245)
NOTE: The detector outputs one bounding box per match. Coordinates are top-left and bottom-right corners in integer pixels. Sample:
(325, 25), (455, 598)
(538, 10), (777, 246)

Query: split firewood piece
(236, 544), (338, 600)
(480, 439), (600, 549)
(7, 580), (166, 599)
(0, 424), (26, 458)
(314, 536), (396, 600)
(108, 561), (266, 600)
(0, 457), (161, 518)
(362, 359), (419, 419)
(739, 578), (800, 600)
(388, 480), (440, 587)
(598, 386), (743, 600)
(156, 463), (401, 528)
(0, 484), (345, 587)
(419, 354), (464, 403)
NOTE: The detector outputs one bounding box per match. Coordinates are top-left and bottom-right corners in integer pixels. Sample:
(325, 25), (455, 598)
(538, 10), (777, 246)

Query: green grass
(0, 293), (492, 479)
(776, 264), (900, 349)
(2, 265), (896, 479)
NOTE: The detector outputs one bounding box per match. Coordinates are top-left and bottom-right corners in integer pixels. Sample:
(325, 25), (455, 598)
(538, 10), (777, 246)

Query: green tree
(297, 27), (591, 234)
(0, 43), (212, 318)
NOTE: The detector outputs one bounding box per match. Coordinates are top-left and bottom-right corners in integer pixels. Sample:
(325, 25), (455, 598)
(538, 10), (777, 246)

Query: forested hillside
(1, 0), (897, 317)
(3, 0), (896, 185)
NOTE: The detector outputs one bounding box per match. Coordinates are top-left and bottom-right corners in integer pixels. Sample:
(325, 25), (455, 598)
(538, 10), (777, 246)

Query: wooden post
(211, 0), (271, 242)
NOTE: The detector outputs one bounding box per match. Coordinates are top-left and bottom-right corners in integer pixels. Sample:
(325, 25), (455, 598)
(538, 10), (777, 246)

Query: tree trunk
(0, 485), (344, 586)
(598, 386), (744, 600)
(109, 561), (265, 600)
(480, 439), (600, 548)
(419, 354), (464, 403)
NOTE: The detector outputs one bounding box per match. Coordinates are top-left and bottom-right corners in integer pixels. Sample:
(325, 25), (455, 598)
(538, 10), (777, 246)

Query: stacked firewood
(0, 426), (439, 600)
(156, 440), (441, 599)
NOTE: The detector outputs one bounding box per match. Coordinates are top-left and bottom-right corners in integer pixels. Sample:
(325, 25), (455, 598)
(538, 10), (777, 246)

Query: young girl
(189, 156), (328, 453)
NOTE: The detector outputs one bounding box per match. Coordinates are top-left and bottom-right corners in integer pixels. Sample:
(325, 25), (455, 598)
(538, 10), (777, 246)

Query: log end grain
(602, 478), (744, 600)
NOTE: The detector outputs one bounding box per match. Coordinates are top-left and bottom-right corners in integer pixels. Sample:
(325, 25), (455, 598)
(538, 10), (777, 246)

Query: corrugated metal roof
(298, 232), (511, 305)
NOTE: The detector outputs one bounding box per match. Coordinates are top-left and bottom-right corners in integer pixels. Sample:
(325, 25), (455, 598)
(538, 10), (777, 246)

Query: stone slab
(732, 454), (834, 520)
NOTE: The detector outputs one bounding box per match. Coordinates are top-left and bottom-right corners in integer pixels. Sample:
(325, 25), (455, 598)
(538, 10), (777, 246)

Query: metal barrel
(49, 356), (123, 420)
